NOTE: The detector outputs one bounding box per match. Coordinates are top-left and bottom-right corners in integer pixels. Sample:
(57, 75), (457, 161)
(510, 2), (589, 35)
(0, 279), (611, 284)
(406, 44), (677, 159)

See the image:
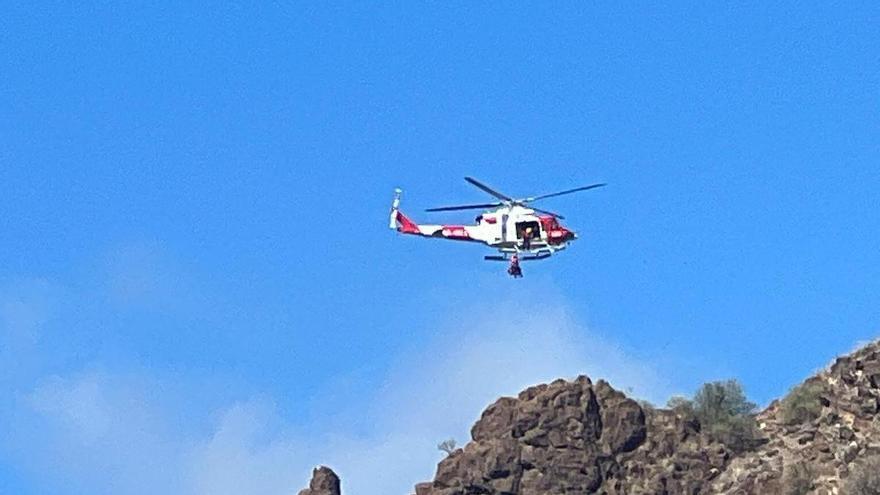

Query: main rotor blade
(526, 183), (606, 202)
(425, 202), (501, 212)
(464, 177), (513, 202)
(531, 207), (565, 220)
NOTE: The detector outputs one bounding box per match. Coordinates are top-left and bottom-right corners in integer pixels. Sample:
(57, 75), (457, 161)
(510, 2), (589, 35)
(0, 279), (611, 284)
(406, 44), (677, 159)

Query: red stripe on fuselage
(441, 226), (470, 239)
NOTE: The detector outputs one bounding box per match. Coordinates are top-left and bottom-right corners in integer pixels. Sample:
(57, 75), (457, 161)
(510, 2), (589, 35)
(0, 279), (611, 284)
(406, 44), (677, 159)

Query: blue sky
(2, 3), (879, 494)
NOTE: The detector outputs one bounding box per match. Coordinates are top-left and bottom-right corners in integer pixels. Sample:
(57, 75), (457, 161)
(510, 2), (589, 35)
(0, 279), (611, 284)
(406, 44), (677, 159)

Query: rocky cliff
(710, 340), (880, 494)
(298, 466), (341, 495)
(300, 339), (880, 494)
(414, 376), (734, 495)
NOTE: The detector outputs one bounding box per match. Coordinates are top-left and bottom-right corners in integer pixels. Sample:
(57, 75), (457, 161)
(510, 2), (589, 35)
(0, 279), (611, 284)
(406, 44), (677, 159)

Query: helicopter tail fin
(389, 189), (421, 234)
(389, 188), (402, 229)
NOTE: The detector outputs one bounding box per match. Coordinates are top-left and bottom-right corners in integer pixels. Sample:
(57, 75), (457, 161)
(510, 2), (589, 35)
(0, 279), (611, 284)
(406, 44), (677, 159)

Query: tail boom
(389, 189), (479, 241)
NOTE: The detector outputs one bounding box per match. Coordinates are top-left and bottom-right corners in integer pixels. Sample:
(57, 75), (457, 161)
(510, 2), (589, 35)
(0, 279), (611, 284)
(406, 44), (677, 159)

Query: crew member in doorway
(522, 226), (534, 250)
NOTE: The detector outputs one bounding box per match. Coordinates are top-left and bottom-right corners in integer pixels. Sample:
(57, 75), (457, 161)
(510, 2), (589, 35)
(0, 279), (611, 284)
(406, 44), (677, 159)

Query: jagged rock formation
(298, 466), (341, 495)
(415, 376), (735, 495)
(300, 339), (880, 494)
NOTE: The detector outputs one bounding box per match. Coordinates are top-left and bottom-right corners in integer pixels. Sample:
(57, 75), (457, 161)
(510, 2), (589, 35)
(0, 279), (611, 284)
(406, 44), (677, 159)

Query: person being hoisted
(508, 253), (523, 278)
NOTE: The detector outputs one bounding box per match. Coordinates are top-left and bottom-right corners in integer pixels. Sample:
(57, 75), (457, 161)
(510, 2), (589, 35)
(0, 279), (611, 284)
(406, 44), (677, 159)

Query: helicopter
(389, 177), (605, 277)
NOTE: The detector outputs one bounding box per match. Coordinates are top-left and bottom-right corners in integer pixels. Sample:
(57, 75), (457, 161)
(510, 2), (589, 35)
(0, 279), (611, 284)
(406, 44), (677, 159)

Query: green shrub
(663, 381), (760, 451)
(692, 380), (759, 452)
(780, 381), (823, 425)
(709, 413), (759, 453)
(666, 395), (695, 416)
(782, 462), (814, 495)
(845, 456), (880, 495)
(694, 379), (756, 422)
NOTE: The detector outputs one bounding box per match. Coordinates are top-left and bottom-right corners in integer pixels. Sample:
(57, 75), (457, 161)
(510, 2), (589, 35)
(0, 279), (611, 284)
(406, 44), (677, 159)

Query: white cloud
(3, 298), (669, 495)
(326, 300), (670, 495)
(188, 400), (306, 495)
(15, 371), (189, 495)
(0, 278), (62, 397)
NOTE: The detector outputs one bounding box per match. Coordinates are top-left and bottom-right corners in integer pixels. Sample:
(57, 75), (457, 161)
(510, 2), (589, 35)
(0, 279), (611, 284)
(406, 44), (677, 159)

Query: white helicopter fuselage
(390, 193), (576, 256)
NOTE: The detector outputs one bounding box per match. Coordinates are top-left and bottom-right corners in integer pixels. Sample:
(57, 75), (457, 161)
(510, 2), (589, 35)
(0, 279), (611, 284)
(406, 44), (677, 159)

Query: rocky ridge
(710, 340), (880, 494)
(414, 376), (733, 495)
(299, 339), (880, 494)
